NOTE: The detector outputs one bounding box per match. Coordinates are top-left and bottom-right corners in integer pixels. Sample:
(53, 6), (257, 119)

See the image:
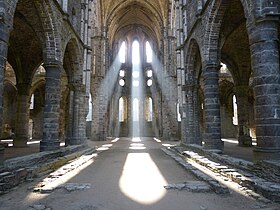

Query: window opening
(119, 42), (126, 63)
(146, 41), (153, 63)
(146, 97), (153, 122)
(232, 95), (238, 125)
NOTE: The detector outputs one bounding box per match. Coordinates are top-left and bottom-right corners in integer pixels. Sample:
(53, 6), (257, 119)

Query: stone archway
(184, 39), (203, 146)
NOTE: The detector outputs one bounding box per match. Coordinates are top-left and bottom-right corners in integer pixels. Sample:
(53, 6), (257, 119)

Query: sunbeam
(131, 40), (143, 137)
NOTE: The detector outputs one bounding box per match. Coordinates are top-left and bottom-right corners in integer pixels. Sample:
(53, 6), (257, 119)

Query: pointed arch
(185, 39), (202, 85)
(203, 0), (252, 64)
(119, 96), (127, 122)
(8, 0), (62, 64)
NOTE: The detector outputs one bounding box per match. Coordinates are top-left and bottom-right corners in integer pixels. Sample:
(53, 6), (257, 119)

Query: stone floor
(0, 137), (279, 210)
(1, 138), (255, 161)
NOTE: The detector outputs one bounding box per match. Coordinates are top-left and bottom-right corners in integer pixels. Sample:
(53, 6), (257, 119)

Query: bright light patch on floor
(96, 144), (113, 151)
(132, 137), (141, 142)
(162, 143), (175, 147)
(129, 143), (146, 150)
(119, 153), (167, 205)
(25, 154), (95, 203)
(111, 138), (120, 143)
(27, 140), (40, 145)
(153, 138), (161, 143)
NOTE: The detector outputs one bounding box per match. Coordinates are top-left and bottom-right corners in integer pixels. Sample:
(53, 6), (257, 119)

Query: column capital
(248, 18), (279, 45)
(203, 62), (220, 69)
(43, 61), (63, 69)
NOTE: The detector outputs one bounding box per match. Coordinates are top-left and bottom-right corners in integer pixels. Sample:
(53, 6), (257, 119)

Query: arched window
(30, 94), (34, 110)
(119, 41), (126, 63)
(232, 95), (238, 125)
(177, 103), (181, 122)
(132, 40), (140, 65)
(133, 98), (139, 122)
(146, 41), (153, 63)
(86, 94), (92, 121)
(119, 97), (127, 122)
(145, 97), (153, 122)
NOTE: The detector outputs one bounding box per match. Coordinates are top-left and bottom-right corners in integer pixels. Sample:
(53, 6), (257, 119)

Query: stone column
(235, 85), (252, 146)
(161, 33), (178, 140)
(32, 108), (43, 139)
(0, 5), (9, 163)
(180, 102), (187, 143)
(249, 18), (280, 159)
(13, 83), (31, 147)
(185, 83), (194, 144)
(40, 63), (61, 151)
(66, 83), (87, 145)
(91, 76), (107, 141)
(193, 85), (201, 145)
(202, 63), (223, 151)
(185, 83), (201, 145)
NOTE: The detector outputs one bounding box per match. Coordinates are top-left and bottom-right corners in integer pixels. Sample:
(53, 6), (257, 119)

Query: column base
(65, 137), (88, 146)
(40, 140), (60, 152)
(253, 147), (280, 161)
(0, 144), (5, 166)
(203, 138), (224, 151)
(13, 137), (28, 147)
(238, 135), (252, 147)
(90, 133), (106, 141)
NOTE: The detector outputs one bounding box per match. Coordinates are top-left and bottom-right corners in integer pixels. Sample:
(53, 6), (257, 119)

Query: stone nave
(0, 0), (280, 208)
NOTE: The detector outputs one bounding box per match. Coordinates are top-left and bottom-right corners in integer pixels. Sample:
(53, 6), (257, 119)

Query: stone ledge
(162, 147), (229, 194)
(174, 144), (280, 203)
(0, 145), (96, 194)
(3, 144), (88, 171)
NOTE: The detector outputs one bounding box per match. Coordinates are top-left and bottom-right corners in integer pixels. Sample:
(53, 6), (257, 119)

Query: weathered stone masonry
(0, 0), (91, 152)
(176, 0), (280, 159)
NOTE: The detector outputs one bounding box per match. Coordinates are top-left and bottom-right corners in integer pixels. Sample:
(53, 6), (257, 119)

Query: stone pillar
(91, 76), (107, 141)
(249, 18), (280, 159)
(40, 63), (61, 151)
(66, 83), (87, 145)
(235, 85), (252, 146)
(0, 9), (9, 162)
(184, 83), (201, 145)
(193, 85), (201, 145)
(162, 76), (178, 140)
(161, 32), (178, 140)
(185, 83), (194, 144)
(13, 83), (31, 147)
(180, 102), (187, 143)
(202, 63), (223, 151)
(32, 108), (43, 139)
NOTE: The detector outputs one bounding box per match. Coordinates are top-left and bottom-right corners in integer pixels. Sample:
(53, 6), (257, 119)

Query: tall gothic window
(132, 40), (140, 65)
(119, 96), (127, 122)
(177, 103), (181, 122)
(146, 41), (153, 63)
(232, 95), (238, 125)
(119, 41), (126, 63)
(86, 94), (92, 121)
(30, 94), (34, 110)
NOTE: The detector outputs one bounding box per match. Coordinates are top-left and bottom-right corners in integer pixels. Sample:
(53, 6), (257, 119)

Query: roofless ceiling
(100, 0), (169, 47)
